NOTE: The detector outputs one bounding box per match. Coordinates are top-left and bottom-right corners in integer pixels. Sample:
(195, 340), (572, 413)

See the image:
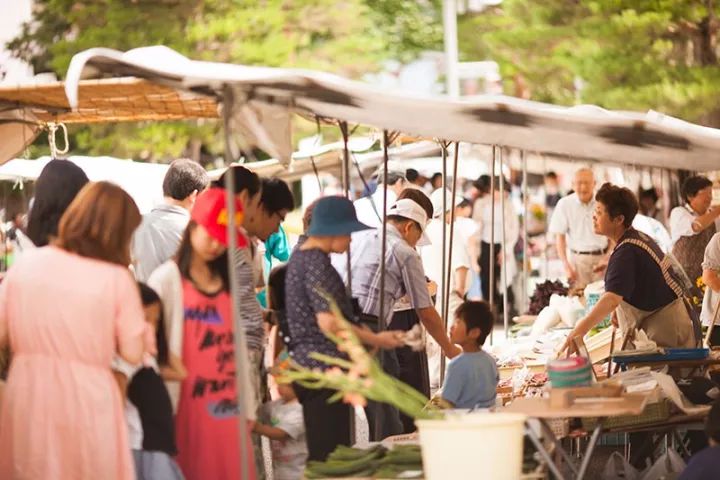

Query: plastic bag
(602, 451), (640, 480)
(640, 448), (686, 480)
(530, 305), (561, 337)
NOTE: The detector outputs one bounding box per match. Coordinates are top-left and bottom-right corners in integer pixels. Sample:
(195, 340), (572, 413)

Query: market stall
(13, 44), (719, 479)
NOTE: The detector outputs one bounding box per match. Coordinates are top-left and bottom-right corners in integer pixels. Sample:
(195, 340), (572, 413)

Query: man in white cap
(340, 195), (460, 440)
(422, 188), (472, 315)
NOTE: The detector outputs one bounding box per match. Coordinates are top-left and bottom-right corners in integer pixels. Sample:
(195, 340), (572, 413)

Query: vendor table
(503, 395), (648, 480)
(613, 350), (720, 377)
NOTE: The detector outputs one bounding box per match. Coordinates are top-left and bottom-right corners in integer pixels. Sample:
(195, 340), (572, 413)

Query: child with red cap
(148, 187), (256, 480)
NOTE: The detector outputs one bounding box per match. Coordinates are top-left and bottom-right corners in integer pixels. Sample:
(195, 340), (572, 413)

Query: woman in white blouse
(669, 176), (720, 286)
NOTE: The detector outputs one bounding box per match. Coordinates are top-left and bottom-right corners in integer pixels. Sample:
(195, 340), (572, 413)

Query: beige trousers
(570, 252), (605, 289)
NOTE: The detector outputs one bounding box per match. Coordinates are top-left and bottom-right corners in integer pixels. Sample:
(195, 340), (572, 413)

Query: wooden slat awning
(0, 77), (219, 124)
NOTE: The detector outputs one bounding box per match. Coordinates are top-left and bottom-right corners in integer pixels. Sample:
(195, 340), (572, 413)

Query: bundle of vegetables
(304, 444), (424, 479)
(304, 445), (386, 478)
(375, 445), (423, 478)
(526, 280), (568, 315)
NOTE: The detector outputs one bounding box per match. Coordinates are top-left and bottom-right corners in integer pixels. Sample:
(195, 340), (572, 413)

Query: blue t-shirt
(679, 445), (720, 480)
(441, 350), (499, 409)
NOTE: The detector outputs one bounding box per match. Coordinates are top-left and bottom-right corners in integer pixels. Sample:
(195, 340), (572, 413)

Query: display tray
(612, 348), (709, 365)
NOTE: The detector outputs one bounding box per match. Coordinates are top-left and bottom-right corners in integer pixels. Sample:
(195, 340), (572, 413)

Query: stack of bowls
(547, 357), (592, 388)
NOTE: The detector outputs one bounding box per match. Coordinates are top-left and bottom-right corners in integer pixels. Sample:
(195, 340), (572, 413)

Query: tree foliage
(8, 0), (442, 161)
(458, 0), (720, 126)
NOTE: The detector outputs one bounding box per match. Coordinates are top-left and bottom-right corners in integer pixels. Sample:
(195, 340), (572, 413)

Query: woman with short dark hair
(561, 183), (696, 352)
(670, 175), (720, 284)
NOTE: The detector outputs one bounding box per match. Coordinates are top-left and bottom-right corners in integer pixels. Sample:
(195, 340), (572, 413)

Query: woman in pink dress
(149, 187), (256, 480)
(0, 181), (147, 479)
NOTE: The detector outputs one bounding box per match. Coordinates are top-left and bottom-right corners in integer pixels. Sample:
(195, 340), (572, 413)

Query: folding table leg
(577, 425), (603, 480)
(525, 423), (565, 480)
(537, 419), (578, 476)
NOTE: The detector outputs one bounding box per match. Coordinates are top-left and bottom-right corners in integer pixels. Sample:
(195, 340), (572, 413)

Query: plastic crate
(581, 399), (671, 431)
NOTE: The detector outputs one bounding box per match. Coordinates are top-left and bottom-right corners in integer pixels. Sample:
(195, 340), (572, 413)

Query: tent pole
(221, 84), (251, 480)
(339, 121), (356, 444)
(489, 146), (497, 344)
(439, 141), (448, 383)
(500, 148), (509, 338)
(374, 130), (391, 441)
(522, 151), (529, 314)
(340, 122), (353, 293)
(542, 155), (549, 279)
(444, 142), (460, 326)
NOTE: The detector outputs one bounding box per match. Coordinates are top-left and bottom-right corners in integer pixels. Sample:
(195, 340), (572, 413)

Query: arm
(468, 231), (481, 273)
(113, 371), (128, 401)
(316, 312), (403, 350)
(556, 234), (577, 282)
(561, 292), (623, 352)
(253, 421), (291, 441)
(417, 307), (461, 358)
(692, 206), (720, 233)
(454, 266), (469, 297)
(703, 269), (720, 292)
(115, 271), (147, 366)
(160, 353), (187, 382)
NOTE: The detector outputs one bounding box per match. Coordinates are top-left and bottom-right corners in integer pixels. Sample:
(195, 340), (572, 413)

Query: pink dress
(0, 246), (145, 480)
(175, 279), (256, 480)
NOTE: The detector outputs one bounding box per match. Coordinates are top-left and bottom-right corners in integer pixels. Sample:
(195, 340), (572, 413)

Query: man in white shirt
(422, 189), (471, 314)
(354, 168), (407, 228)
(132, 159), (209, 282)
(548, 168), (609, 289)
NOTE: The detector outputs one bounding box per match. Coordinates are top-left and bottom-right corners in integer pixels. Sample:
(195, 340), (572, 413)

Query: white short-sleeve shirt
(669, 205), (720, 246)
(548, 193), (607, 252)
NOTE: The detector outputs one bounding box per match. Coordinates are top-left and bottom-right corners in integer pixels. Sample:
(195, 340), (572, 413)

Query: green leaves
(7, 0), (441, 160)
(460, 0), (720, 125)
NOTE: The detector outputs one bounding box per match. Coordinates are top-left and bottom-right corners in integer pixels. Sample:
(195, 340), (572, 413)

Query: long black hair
(137, 282), (169, 366)
(174, 221), (230, 293)
(27, 160), (89, 247)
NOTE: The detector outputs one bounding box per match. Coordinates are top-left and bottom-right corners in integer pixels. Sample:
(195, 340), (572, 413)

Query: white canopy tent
(64, 46), (720, 171)
(0, 156), (168, 214)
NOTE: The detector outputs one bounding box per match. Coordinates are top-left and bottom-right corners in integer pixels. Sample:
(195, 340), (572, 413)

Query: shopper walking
(132, 159), (209, 282)
(549, 168), (609, 289)
(0, 181), (147, 480)
(148, 187), (257, 480)
(285, 196), (404, 460)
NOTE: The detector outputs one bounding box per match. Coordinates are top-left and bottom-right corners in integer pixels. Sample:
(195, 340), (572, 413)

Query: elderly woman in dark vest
(562, 183), (697, 353)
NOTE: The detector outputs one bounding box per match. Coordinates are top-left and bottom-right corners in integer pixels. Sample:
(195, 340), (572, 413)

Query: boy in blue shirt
(679, 400), (720, 480)
(439, 301), (499, 409)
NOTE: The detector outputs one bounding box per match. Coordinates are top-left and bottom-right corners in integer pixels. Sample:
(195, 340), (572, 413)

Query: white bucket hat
(430, 188), (465, 218)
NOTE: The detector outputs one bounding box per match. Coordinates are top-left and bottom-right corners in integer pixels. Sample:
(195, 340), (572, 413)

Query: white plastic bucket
(416, 412), (527, 480)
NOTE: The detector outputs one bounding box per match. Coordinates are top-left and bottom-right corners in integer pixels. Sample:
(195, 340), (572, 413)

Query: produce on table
(526, 280), (568, 315)
(305, 444), (424, 479)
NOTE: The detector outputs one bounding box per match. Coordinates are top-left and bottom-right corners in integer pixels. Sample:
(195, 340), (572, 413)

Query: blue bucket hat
(307, 196), (372, 236)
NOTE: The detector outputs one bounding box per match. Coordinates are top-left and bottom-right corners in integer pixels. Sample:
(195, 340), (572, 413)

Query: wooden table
(503, 394), (649, 480)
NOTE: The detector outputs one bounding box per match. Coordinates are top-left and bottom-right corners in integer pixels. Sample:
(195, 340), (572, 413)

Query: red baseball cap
(191, 187), (248, 248)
